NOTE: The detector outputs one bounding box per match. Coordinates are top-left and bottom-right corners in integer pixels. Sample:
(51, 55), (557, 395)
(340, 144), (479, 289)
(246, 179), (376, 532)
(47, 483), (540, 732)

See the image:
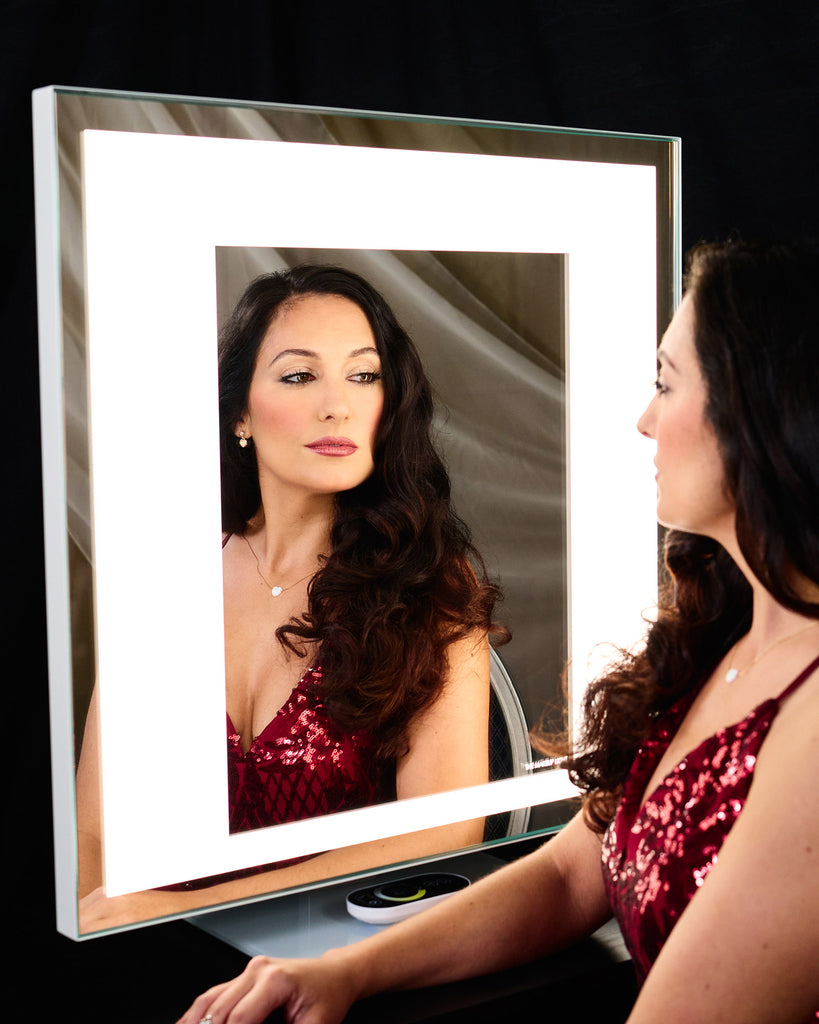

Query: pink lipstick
(306, 436), (358, 457)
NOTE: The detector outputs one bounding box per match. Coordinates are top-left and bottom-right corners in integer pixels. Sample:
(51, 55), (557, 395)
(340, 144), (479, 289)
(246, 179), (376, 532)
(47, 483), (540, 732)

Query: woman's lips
(306, 436), (358, 456)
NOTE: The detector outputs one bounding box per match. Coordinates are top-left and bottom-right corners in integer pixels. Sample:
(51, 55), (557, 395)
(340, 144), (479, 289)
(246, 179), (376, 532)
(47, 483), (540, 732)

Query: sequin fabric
(160, 666), (383, 891)
(227, 665), (381, 834)
(602, 653), (819, 1017)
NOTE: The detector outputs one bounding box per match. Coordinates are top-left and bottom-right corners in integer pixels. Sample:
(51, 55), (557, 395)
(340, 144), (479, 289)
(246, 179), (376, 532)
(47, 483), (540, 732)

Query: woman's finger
(176, 956), (353, 1024)
(176, 957), (296, 1024)
(175, 980), (233, 1024)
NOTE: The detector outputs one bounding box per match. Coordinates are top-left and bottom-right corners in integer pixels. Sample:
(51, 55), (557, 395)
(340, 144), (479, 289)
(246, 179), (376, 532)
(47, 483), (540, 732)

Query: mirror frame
(33, 85), (680, 938)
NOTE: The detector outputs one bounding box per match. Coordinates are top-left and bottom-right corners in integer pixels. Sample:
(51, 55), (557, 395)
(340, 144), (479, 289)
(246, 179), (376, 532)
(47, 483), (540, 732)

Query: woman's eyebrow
(269, 346), (380, 367)
(269, 347), (317, 367)
(657, 347), (678, 371)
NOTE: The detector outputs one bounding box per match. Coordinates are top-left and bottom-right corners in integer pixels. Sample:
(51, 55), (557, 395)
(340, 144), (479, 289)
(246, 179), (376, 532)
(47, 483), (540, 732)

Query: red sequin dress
(602, 653), (819, 1017)
(227, 665), (382, 834)
(162, 666), (384, 890)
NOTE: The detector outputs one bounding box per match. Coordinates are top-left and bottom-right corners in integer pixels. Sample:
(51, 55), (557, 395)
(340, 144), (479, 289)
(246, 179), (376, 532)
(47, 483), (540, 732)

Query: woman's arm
(392, 629), (491, 842)
(176, 810), (612, 1024)
(79, 632), (491, 929)
(627, 673), (819, 1023)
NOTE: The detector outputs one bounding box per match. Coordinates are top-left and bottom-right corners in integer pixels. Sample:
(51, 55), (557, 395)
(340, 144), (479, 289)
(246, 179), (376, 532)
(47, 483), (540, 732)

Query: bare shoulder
(409, 631), (489, 734)
(446, 629), (491, 673)
(754, 654), (819, 796)
(725, 653), (819, 880)
(432, 631), (491, 725)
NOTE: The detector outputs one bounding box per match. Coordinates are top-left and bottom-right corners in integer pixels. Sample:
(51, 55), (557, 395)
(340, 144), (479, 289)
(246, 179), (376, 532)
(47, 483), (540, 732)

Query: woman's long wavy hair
(555, 238), (819, 832)
(219, 264), (507, 778)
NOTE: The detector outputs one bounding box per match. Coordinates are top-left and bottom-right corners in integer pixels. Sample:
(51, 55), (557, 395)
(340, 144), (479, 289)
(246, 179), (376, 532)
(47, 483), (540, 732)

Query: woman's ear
(234, 415), (251, 448)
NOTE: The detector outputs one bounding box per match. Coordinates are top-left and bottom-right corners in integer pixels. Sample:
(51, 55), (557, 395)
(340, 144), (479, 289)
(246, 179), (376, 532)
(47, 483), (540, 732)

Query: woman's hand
(175, 953), (357, 1024)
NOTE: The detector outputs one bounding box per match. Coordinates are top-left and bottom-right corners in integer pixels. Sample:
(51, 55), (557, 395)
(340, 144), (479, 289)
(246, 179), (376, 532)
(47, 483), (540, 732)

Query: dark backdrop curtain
(3, 0), (818, 1014)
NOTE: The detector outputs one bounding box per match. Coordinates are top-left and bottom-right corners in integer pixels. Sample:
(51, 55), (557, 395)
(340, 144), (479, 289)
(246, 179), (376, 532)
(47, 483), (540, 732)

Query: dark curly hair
(553, 238), (819, 832)
(219, 264), (508, 775)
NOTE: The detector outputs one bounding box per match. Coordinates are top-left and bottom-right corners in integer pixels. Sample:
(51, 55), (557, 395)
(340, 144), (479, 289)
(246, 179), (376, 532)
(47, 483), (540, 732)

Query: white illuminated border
(71, 130), (659, 908)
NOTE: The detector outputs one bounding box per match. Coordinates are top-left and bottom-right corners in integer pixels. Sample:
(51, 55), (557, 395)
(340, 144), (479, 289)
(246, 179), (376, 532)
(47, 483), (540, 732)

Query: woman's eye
(653, 377), (669, 395)
(281, 371), (314, 385)
(350, 370), (382, 385)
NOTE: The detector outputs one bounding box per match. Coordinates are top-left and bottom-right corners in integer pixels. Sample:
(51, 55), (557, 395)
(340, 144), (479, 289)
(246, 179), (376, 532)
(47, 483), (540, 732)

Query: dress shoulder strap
(777, 652), (819, 704)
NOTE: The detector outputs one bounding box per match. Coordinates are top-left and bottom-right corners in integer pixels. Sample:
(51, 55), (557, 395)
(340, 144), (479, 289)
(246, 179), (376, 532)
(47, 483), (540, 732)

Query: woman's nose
(636, 398), (655, 439)
(318, 382), (350, 421)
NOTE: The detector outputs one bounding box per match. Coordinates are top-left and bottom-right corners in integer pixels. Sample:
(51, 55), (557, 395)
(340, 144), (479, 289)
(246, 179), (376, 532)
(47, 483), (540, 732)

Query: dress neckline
(226, 666), (319, 756)
(631, 651), (819, 821)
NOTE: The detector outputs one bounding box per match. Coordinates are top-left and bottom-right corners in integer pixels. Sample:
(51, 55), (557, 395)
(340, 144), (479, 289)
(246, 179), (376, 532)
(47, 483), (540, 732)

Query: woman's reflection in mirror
(76, 265), (508, 931)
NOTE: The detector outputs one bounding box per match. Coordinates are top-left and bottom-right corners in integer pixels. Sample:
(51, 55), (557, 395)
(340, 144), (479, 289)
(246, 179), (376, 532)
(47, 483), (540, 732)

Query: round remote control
(346, 872), (470, 924)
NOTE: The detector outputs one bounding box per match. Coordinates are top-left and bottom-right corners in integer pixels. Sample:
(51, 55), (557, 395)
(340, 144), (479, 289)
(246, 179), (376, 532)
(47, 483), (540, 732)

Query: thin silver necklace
(241, 534), (317, 598)
(724, 621), (819, 683)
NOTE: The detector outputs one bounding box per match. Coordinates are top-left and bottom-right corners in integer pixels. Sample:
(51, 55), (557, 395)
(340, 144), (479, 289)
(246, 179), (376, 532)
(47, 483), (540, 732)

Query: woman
(178, 239), (819, 1024)
(76, 264), (505, 928)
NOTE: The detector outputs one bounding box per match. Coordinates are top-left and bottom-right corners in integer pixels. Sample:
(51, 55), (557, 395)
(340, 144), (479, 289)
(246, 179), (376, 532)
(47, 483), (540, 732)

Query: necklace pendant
(271, 586), (283, 597)
(725, 667), (739, 683)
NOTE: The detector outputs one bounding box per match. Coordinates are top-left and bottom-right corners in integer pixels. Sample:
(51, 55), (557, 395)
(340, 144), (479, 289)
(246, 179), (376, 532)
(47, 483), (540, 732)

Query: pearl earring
(238, 431), (249, 448)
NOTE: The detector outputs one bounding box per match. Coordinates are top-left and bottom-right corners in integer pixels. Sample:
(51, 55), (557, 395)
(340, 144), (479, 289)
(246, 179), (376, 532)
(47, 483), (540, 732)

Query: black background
(3, 1), (818, 1019)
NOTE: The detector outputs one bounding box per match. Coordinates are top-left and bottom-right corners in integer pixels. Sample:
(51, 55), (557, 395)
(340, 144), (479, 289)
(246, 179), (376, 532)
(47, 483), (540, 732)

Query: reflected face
(636, 294), (733, 539)
(237, 294), (384, 499)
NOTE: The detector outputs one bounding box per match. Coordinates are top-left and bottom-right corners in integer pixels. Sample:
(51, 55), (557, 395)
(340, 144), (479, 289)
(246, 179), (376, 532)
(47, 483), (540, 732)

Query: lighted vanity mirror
(33, 86), (679, 939)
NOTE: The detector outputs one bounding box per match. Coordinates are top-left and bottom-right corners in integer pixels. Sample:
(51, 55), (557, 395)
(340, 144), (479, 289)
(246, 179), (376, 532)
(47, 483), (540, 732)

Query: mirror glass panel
(33, 86), (679, 937)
